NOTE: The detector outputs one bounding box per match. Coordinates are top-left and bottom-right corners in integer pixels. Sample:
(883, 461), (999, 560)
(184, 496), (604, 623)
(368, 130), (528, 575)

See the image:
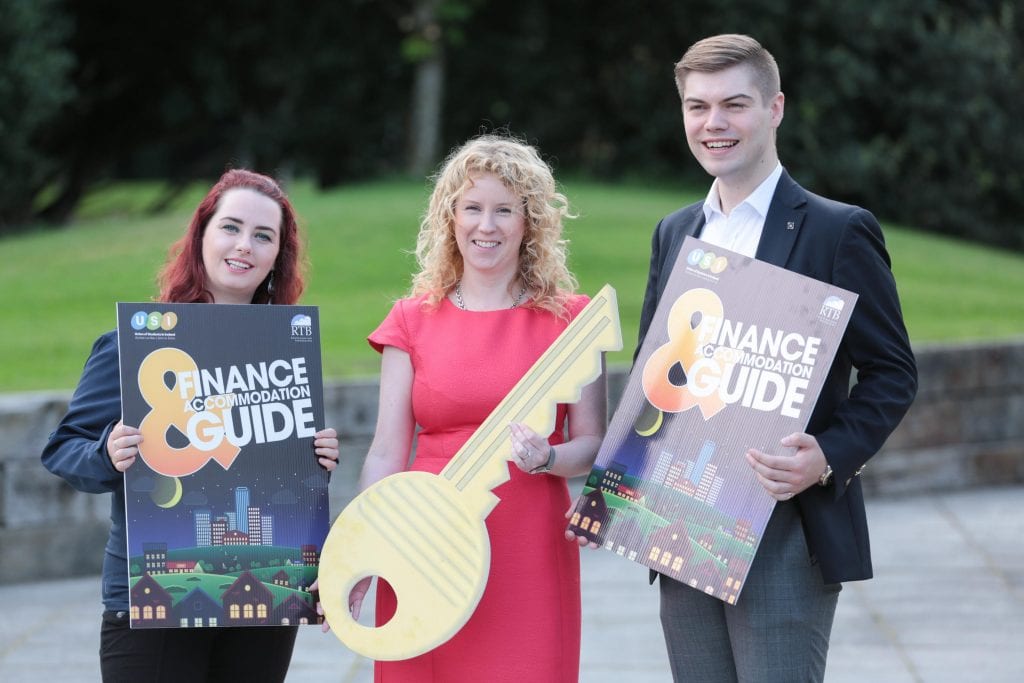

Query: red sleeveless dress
(367, 294), (588, 682)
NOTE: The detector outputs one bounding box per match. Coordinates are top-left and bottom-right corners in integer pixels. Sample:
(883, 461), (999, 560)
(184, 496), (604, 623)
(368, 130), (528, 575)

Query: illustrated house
(645, 520), (694, 577)
(129, 573), (174, 626)
(271, 570), (291, 587)
(301, 544), (320, 567)
(569, 489), (608, 544)
(173, 587), (223, 628)
(142, 542), (168, 575)
(606, 514), (643, 559)
(166, 560), (200, 574)
(272, 594), (318, 626)
(222, 530), (249, 545)
(598, 462), (627, 495)
(733, 518), (756, 545)
(722, 557), (751, 605)
(617, 483), (640, 502)
(221, 571), (274, 626)
(693, 558), (726, 595)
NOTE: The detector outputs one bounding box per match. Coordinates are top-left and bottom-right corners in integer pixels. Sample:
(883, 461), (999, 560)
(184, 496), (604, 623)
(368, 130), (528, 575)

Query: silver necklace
(454, 281), (527, 310)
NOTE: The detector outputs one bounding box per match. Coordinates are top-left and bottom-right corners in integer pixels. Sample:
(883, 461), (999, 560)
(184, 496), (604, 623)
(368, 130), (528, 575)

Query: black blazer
(638, 170), (917, 583)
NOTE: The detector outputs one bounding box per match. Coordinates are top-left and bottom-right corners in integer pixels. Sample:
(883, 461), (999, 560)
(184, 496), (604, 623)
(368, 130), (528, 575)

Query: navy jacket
(639, 170), (917, 583)
(41, 331), (130, 610)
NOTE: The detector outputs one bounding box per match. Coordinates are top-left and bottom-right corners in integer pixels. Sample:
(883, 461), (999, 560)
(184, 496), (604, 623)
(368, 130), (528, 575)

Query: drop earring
(266, 270), (275, 301)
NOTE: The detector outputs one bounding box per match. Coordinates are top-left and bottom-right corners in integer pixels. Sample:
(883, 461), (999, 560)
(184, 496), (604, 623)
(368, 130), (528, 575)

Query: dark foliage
(2, 0), (1020, 248)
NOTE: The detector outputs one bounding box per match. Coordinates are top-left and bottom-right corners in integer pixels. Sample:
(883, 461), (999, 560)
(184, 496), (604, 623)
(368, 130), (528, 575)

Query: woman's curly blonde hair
(410, 134), (577, 316)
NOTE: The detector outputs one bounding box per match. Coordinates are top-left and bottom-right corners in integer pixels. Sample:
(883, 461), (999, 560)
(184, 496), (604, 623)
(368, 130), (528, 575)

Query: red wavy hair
(158, 169), (306, 305)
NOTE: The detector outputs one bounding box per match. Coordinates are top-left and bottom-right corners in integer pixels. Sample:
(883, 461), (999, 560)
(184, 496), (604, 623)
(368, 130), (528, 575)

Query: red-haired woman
(42, 169), (340, 682)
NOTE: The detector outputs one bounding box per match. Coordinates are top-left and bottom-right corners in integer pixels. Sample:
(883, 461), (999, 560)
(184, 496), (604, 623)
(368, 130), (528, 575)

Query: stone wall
(859, 340), (1024, 495)
(2, 339), (1022, 585)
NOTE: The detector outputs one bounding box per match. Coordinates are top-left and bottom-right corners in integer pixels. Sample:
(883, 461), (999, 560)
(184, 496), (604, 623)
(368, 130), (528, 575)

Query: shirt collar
(702, 163), (784, 222)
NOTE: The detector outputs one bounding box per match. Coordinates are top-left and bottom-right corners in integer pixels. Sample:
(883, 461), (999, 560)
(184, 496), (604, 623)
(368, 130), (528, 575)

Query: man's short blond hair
(674, 34), (781, 103)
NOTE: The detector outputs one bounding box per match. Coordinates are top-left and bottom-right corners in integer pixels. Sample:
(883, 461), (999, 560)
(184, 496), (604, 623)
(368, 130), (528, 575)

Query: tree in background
(0, 0), (74, 233)
(2, 0), (1021, 249)
(32, 1), (244, 223)
(402, 0), (446, 176)
(436, 0), (1023, 248)
(779, 0), (1023, 248)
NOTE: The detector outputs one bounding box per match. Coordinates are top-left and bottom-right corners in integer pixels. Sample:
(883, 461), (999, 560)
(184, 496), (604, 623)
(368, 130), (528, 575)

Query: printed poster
(567, 237), (856, 604)
(117, 303), (329, 628)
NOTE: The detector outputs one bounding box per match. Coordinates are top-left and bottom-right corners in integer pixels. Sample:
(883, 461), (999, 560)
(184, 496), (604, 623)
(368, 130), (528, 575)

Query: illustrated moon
(150, 475), (183, 508)
(634, 402), (664, 437)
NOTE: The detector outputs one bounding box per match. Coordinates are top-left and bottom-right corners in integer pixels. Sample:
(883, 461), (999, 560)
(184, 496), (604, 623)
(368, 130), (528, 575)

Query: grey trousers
(659, 500), (841, 683)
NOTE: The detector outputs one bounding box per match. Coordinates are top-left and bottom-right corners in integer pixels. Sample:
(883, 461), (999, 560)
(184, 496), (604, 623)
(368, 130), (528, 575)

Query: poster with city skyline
(117, 303), (329, 628)
(567, 237), (856, 604)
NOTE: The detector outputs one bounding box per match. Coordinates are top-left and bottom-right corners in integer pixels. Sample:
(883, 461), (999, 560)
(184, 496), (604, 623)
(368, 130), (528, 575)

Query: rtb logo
(131, 311), (178, 331)
(819, 296), (846, 323)
(290, 314), (313, 337)
(686, 248), (728, 274)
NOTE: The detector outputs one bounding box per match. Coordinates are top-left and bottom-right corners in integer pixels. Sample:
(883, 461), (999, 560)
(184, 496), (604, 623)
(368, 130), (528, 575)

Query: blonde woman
(352, 134), (606, 681)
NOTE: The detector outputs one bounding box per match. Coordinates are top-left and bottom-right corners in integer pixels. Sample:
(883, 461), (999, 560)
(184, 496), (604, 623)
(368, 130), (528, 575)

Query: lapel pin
(786, 221), (795, 230)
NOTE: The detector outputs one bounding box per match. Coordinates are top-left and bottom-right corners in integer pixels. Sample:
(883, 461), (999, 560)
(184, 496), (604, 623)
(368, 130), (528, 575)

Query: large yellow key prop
(318, 285), (621, 660)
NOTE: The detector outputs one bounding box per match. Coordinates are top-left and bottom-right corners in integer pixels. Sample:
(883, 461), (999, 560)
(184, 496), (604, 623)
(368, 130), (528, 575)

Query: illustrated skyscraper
(194, 508), (212, 547)
(235, 486), (250, 533)
(689, 440), (715, 485)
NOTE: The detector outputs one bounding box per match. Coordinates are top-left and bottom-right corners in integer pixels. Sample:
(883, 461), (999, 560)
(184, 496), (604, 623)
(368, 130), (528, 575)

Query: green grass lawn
(3, 178), (1023, 392)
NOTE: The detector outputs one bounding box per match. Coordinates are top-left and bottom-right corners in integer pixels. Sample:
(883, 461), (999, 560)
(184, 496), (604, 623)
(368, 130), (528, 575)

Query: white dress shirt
(698, 164), (783, 258)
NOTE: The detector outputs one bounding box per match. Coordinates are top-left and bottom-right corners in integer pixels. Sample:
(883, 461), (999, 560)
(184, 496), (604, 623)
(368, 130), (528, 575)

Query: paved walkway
(2, 485), (1022, 682)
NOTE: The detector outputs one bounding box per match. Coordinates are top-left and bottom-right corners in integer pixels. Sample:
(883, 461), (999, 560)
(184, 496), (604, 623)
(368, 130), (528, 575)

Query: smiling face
(201, 188), (282, 304)
(453, 173), (526, 281)
(680, 63), (784, 196)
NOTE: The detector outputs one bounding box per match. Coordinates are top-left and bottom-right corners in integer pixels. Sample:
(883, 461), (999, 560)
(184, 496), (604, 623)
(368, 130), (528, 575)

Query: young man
(640, 34), (918, 681)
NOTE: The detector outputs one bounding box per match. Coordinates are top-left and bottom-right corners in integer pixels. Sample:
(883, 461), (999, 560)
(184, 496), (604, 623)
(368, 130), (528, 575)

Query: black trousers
(100, 610), (298, 682)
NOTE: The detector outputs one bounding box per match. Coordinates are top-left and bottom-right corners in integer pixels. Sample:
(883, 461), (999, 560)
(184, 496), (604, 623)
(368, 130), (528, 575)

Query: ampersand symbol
(137, 348), (240, 477)
(641, 288), (728, 420)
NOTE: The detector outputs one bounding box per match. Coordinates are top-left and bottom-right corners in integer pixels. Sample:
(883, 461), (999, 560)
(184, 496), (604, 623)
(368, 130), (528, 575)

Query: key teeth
(593, 284), (625, 351)
(463, 487), (502, 518)
(445, 284), (622, 487)
(480, 285), (622, 480)
(524, 286), (623, 431)
(319, 285), (623, 660)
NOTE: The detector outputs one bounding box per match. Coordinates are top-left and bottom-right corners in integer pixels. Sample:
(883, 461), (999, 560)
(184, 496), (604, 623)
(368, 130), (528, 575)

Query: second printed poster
(567, 237), (856, 604)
